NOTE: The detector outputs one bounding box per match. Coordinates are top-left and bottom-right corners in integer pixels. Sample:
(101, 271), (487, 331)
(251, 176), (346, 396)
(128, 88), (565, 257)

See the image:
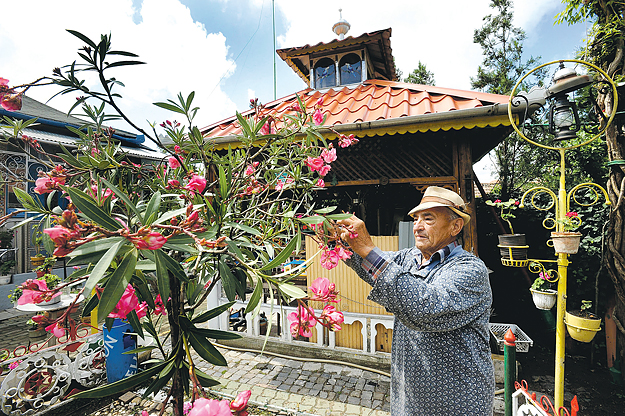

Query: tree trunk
(603, 78), (625, 384)
(167, 271), (184, 416)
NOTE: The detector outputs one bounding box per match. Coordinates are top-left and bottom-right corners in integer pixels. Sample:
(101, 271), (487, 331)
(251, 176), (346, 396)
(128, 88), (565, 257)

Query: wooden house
(201, 26), (532, 352)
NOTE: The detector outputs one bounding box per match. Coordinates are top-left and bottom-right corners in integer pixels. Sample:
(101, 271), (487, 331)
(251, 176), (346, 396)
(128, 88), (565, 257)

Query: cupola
(276, 13), (397, 90)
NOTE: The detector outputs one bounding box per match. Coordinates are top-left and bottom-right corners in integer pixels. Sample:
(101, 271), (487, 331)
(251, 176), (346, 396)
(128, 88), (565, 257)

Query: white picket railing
(206, 282), (393, 355)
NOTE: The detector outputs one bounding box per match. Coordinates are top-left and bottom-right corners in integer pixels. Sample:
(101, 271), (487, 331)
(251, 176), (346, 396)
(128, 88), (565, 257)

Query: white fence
(206, 282), (393, 355)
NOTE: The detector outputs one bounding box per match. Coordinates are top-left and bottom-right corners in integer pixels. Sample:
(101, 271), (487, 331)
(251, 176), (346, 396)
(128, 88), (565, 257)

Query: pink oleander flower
(108, 284), (148, 320)
(8, 360), (21, 370)
(309, 277), (339, 303)
(167, 179), (180, 188)
(185, 174), (207, 194)
(174, 145), (182, 154)
(260, 122), (275, 135)
(183, 402), (193, 415)
(90, 185), (114, 202)
(320, 247), (340, 270)
(34, 177), (55, 194)
(321, 147), (336, 163)
(141, 411), (149, 416)
(133, 231), (167, 250)
(18, 279), (61, 305)
(0, 78), (9, 100)
(44, 225), (71, 245)
(45, 321), (66, 338)
(244, 161), (259, 176)
(288, 305), (317, 338)
(338, 134), (358, 148)
(313, 109), (323, 125)
(318, 165), (331, 177)
(334, 245), (352, 261)
(168, 156), (181, 169)
(154, 294), (168, 316)
(316, 178), (325, 188)
(91, 147), (100, 157)
(1, 93), (22, 111)
(306, 156), (324, 172)
(188, 398), (233, 416)
(230, 390), (251, 414)
(316, 97), (323, 107)
(320, 304), (344, 331)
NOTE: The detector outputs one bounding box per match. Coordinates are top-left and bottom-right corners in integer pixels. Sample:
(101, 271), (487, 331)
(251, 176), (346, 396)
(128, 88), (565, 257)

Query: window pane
(315, 58), (336, 89)
(340, 54), (362, 85)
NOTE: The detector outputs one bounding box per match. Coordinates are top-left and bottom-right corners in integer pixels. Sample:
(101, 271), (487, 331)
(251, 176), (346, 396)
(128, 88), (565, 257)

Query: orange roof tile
(201, 79), (511, 141)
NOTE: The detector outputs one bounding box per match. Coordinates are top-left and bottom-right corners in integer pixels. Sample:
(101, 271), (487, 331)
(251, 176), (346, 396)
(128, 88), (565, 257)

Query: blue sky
(0, 0), (589, 179)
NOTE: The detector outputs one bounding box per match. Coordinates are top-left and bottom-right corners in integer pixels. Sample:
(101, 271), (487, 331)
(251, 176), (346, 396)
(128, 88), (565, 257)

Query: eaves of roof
(200, 79), (519, 148)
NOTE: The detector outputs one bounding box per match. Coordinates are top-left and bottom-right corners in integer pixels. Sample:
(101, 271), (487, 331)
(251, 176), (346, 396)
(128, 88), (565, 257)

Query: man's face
(412, 207), (463, 260)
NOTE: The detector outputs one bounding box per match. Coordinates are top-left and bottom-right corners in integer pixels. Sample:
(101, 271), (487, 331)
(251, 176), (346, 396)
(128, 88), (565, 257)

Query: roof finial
(332, 8), (350, 40)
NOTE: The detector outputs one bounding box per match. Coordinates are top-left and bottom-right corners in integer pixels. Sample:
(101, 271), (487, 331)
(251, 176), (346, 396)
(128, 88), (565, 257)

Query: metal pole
(272, 0), (276, 101)
(504, 328), (516, 416)
(554, 148), (568, 409)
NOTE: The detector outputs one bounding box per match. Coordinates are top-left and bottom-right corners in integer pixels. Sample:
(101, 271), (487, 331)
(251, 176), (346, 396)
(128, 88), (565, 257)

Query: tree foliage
(472, 0), (548, 199)
(403, 61), (436, 85)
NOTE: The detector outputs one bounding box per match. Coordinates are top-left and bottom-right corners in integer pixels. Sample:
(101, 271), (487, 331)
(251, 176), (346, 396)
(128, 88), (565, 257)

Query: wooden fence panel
(306, 236), (397, 351)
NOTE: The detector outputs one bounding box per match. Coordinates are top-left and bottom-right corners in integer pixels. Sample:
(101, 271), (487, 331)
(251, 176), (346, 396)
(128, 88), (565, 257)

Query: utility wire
(207, 0), (266, 99)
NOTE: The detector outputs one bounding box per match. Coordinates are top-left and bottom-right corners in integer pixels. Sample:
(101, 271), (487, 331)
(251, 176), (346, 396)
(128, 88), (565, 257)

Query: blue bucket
(103, 318), (138, 383)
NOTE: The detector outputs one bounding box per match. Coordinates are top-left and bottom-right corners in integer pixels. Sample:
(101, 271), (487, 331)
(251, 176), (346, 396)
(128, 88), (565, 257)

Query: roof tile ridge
(369, 79), (509, 103)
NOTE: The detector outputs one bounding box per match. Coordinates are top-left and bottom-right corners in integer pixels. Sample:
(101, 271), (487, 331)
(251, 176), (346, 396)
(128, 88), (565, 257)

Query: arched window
(314, 58), (336, 89)
(339, 54), (362, 85)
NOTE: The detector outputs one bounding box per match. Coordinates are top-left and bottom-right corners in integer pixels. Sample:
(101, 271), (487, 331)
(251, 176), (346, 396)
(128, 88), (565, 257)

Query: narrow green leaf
(153, 101), (186, 114)
(66, 187), (121, 231)
(155, 249), (189, 283)
(325, 213), (353, 220)
(278, 282), (307, 300)
(218, 166), (228, 200)
(187, 332), (227, 366)
(97, 249), (138, 320)
(70, 362), (167, 398)
(154, 249), (171, 301)
(225, 221), (262, 236)
(135, 259), (156, 270)
(245, 275), (263, 314)
(66, 29), (97, 49)
(143, 191), (161, 225)
(126, 310), (145, 339)
(122, 345), (156, 354)
(259, 234), (300, 271)
(192, 301), (235, 324)
(300, 216), (325, 225)
(101, 178), (143, 223)
(190, 328), (242, 340)
(189, 365), (221, 387)
(13, 187), (37, 210)
(83, 239), (125, 297)
(68, 236), (125, 257)
(105, 60), (146, 69)
(218, 259), (237, 301)
(235, 112), (253, 138)
(314, 206), (337, 214)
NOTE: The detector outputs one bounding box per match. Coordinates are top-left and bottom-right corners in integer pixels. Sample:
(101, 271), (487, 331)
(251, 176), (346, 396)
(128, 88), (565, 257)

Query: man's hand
(337, 215), (376, 258)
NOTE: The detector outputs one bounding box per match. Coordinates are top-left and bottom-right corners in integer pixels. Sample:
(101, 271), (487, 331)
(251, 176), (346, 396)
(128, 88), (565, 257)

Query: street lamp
(546, 64), (591, 141)
(507, 59), (617, 412)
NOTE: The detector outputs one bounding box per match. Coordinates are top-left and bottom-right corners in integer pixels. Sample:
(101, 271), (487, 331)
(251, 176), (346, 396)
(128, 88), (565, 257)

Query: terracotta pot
(565, 310), (601, 343)
(530, 288), (557, 310)
(551, 232), (582, 254)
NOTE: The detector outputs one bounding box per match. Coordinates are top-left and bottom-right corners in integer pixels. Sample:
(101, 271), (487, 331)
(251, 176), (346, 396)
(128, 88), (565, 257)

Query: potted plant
(34, 257), (56, 278)
(565, 300), (601, 343)
(9, 273), (61, 306)
(486, 198), (528, 266)
(0, 260), (16, 285)
(30, 227), (45, 267)
(529, 272), (557, 310)
(551, 211), (583, 254)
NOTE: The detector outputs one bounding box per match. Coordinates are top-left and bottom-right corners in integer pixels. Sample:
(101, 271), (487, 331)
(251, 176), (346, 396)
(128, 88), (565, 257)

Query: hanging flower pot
(30, 256), (45, 267)
(551, 232), (582, 254)
(498, 234), (529, 267)
(565, 310), (601, 343)
(530, 288), (557, 310)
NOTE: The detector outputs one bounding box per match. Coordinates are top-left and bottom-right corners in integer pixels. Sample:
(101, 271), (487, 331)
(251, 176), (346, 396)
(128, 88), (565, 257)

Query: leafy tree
(404, 62), (436, 85)
(557, 0), (625, 383)
(472, 0), (547, 199)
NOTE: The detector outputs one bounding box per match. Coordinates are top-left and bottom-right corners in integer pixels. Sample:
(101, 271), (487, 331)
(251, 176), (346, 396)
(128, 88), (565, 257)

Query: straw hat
(408, 186), (470, 224)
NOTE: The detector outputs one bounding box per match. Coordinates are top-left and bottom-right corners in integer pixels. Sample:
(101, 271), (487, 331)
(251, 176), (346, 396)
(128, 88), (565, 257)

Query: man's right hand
(337, 215), (376, 258)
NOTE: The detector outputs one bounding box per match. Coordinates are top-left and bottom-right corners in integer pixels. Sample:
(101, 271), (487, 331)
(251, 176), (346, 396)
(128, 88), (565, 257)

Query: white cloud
(247, 89), (257, 101)
(0, 0), (237, 142)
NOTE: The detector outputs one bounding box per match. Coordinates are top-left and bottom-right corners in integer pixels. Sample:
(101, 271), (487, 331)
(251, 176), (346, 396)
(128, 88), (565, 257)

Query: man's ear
(450, 218), (464, 237)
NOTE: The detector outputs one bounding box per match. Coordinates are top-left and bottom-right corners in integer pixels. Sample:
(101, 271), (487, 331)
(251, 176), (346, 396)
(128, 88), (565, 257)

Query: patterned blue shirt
(345, 243), (494, 416)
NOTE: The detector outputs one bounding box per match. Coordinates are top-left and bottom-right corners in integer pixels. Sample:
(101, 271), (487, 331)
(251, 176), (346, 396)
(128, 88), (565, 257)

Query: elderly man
(338, 186), (494, 416)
